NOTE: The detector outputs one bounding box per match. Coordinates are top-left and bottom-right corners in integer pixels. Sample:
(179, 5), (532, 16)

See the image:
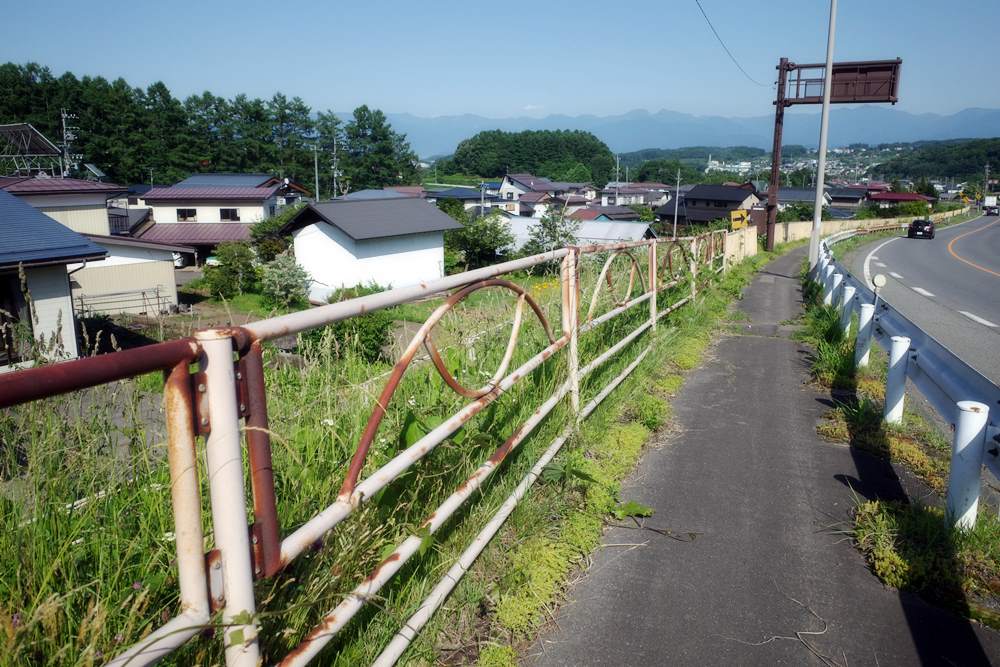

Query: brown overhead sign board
(784, 58), (902, 106)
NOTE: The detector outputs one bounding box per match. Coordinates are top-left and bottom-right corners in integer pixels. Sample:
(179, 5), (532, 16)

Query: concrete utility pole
(985, 162), (991, 205)
(313, 145), (320, 202)
(809, 0), (838, 271)
(673, 167), (681, 239)
(333, 133), (339, 198)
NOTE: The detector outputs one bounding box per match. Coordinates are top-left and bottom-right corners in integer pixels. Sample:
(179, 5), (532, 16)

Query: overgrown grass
(854, 500), (1000, 628)
(0, 243), (770, 665)
(797, 256), (1000, 629)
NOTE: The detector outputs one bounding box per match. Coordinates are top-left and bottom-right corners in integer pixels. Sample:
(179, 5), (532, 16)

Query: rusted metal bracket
(205, 549), (225, 612)
(191, 370), (211, 436)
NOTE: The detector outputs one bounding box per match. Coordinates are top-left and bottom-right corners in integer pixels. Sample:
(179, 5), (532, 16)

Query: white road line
(889, 271), (903, 280)
(863, 238), (899, 287)
(874, 261), (887, 268)
(870, 255), (879, 260)
(911, 287), (935, 297)
(959, 311), (998, 328)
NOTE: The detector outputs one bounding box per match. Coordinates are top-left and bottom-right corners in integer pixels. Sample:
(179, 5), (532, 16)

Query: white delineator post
(839, 285), (856, 336)
(883, 335), (911, 424)
(854, 303), (875, 368)
(197, 330), (260, 666)
(946, 401), (990, 530)
(821, 264), (835, 303)
(826, 273), (843, 307)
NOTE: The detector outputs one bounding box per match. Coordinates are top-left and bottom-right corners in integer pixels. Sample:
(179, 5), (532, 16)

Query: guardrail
(816, 229), (1000, 531)
(0, 229), (743, 666)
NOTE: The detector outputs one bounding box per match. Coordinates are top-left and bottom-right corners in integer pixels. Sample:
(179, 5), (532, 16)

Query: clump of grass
(854, 500), (1000, 628)
(477, 644), (517, 667)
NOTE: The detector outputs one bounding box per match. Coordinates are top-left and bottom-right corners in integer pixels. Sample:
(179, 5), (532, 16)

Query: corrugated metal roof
(431, 187), (495, 201)
(686, 184), (754, 202)
(0, 190), (107, 268)
(137, 222), (252, 244)
(283, 197), (462, 241)
(339, 189), (413, 200)
(506, 216), (651, 249)
(84, 233), (194, 254)
(174, 173), (272, 188)
(0, 176), (125, 195)
(142, 185), (280, 201)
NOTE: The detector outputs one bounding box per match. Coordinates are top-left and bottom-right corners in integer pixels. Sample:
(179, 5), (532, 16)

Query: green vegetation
(0, 63), (417, 193)
(436, 129), (615, 185)
(796, 253), (1000, 628)
(618, 145), (765, 167)
(259, 253), (311, 310)
(0, 234), (774, 665)
(874, 137), (1000, 181)
(854, 501), (1000, 629)
(203, 241), (258, 298)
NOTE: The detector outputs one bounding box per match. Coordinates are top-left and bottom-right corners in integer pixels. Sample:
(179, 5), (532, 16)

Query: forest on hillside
(0, 62), (418, 193)
(874, 138), (1000, 180)
(435, 130), (616, 185)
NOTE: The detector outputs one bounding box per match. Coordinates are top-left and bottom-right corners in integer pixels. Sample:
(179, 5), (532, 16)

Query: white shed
(281, 197), (462, 303)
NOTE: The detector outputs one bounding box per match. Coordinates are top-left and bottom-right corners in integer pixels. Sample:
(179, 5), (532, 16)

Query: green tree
(635, 159), (700, 184)
(315, 110), (344, 198)
(523, 207), (580, 256)
(341, 105), (418, 191)
(260, 252), (311, 309)
(446, 211), (515, 270)
(203, 242), (258, 298)
(913, 178), (937, 197)
(250, 203), (303, 261)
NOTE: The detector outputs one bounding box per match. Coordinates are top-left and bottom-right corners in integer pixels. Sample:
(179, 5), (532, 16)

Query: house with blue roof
(0, 190), (107, 367)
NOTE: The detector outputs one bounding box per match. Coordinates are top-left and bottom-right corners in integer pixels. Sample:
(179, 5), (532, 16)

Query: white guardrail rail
(818, 228), (1000, 530)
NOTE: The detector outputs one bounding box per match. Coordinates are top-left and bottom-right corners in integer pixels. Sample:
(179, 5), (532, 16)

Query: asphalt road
(844, 214), (1000, 385)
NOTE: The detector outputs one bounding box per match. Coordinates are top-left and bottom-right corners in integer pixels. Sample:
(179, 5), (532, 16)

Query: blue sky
(2, 0), (998, 118)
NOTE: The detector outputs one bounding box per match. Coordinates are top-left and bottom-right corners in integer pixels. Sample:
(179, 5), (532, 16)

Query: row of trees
(875, 138), (1000, 181)
(0, 62), (418, 194)
(435, 129), (616, 185)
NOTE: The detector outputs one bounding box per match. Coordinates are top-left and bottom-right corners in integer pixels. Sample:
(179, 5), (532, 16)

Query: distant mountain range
(380, 107), (1000, 158)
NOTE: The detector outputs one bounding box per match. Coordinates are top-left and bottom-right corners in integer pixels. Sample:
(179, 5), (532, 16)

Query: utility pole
(809, 0), (838, 271)
(615, 155), (621, 202)
(313, 145), (320, 202)
(673, 167), (681, 239)
(985, 162), (991, 206)
(765, 58), (790, 252)
(332, 132), (339, 198)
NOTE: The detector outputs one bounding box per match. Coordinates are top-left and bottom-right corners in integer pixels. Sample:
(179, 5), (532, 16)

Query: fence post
(854, 303), (875, 369)
(821, 264), (835, 303)
(689, 237), (698, 300)
(825, 273), (842, 306)
(561, 251), (580, 418)
(839, 285), (856, 337)
(946, 401), (990, 530)
(648, 240), (657, 330)
(883, 335), (911, 425)
(196, 330), (261, 666)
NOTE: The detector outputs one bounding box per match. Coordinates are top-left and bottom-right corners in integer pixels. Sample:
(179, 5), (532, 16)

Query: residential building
(173, 172), (309, 207)
(280, 197), (462, 302)
(568, 205), (641, 222)
(775, 188), (831, 210)
(600, 186), (668, 208)
(497, 173), (593, 203)
(518, 191), (552, 218)
(0, 190), (106, 367)
(867, 192), (934, 209)
(683, 184), (759, 224)
(826, 187), (867, 209)
(0, 176), (125, 235)
(430, 186), (500, 211)
(340, 188), (417, 201)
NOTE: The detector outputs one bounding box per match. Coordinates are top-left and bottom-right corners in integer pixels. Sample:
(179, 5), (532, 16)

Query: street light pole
(673, 167), (680, 239)
(313, 145), (320, 203)
(809, 0), (838, 270)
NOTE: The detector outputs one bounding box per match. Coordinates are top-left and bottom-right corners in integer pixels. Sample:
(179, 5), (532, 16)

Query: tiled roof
(868, 192), (934, 202)
(0, 190), (106, 267)
(137, 222), (252, 244)
(340, 189), (414, 200)
(686, 184), (754, 203)
(0, 176), (125, 195)
(519, 191), (551, 203)
(174, 173), (272, 188)
(142, 185), (280, 201)
(282, 197), (461, 241)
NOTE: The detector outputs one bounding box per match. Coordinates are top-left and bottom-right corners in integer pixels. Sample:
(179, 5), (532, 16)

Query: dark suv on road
(907, 218), (935, 239)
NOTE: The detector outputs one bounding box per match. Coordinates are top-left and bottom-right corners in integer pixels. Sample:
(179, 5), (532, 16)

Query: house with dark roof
(867, 192), (934, 210)
(567, 205), (641, 222)
(826, 187), (867, 209)
(497, 173), (594, 206)
(776, 188), (831, 210)
(0, 176), (125, 235)
(683, 184), (759, 224)
(174, 172), (309, 206)
(427, 186), (501, 212)
(280, 197), (462, 302)
(0, 190), (107, 366)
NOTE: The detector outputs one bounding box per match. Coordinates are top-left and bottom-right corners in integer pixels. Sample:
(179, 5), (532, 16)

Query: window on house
(127, 197), (139, 206)
(220, 208), (241, 221)
(506, 192), (513, 200)
(269, 205), (276, 216)
(177, 208), (197, 222)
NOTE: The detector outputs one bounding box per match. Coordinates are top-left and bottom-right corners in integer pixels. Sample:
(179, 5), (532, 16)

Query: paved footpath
(529, 248), (999, 666)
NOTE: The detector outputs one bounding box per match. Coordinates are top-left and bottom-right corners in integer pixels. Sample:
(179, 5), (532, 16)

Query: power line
(692, 0), (769, 88)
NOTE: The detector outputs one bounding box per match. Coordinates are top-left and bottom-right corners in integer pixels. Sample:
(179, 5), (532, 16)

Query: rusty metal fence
(0, 230), (744, 666)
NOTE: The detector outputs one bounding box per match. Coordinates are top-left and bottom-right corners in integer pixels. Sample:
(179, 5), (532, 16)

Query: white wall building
(281, 197), (462, 303)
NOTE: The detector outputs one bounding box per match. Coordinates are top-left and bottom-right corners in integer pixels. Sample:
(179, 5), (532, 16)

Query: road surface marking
(874, 261), (887, 268)
(911, 287), (935, 297)
(889, 271), (903, 280)
(947, 218), (1000, 279)
(870, 255), (879, 260)
(863, 238), (898, 287)
(959, 311), (998, 328)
